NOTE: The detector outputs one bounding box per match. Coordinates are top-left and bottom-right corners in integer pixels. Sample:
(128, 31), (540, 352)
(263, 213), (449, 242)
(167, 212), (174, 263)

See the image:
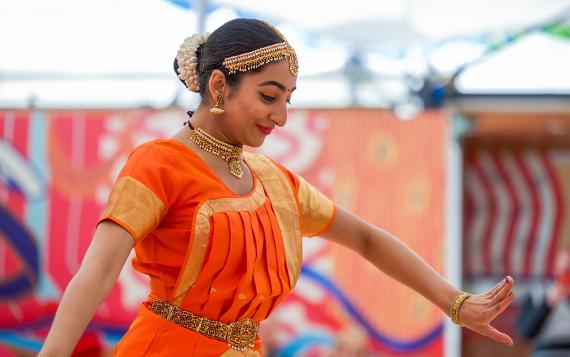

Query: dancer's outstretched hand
(457, 276), (515, 346)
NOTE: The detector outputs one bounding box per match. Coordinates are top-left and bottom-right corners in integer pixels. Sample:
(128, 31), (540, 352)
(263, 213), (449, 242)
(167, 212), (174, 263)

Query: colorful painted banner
(0, 109), (447, 356)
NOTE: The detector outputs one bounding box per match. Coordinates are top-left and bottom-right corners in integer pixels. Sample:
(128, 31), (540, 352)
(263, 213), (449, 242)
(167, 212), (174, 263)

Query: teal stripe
(0, 331), (43, 351)
(26, 110), (59, 298)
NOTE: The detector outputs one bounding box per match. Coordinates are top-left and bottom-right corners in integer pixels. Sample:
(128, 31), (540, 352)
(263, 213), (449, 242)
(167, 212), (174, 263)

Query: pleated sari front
(99, 139), (335, 356)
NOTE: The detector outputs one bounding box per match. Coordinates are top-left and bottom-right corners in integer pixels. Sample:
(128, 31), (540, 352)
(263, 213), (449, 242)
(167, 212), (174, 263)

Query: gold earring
(210, 94), (224, 114)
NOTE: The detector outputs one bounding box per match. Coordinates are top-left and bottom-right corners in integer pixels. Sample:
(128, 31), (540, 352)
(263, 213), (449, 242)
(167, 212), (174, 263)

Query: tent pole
(444, 113), (466, 357)
(197, 0), (208, 33)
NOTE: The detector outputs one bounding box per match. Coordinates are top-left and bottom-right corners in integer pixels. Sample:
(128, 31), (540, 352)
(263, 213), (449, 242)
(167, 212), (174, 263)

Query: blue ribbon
(301, 265), (443, 352)
(0, 204), (39, 298)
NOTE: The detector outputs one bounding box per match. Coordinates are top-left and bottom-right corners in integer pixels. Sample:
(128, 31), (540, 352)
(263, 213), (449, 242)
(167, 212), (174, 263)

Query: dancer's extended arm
(321, 206), (515, 346)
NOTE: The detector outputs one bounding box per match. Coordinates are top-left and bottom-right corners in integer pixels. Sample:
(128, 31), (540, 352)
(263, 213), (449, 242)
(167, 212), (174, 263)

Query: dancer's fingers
(483, 325), (514, 346)
(487, 277), (507, 298)
(489, 291), (516, 320)
(489, 276), (513, 304)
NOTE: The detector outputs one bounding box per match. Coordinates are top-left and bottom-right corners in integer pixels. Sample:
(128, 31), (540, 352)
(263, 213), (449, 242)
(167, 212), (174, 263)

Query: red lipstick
(257, 125), (273, 135)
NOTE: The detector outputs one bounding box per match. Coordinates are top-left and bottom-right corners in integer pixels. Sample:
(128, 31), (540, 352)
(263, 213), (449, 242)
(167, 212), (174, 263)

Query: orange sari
(99, 140), (335, 356)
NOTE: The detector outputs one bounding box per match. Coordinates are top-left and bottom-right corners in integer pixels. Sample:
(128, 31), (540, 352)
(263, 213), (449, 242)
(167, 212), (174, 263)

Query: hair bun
(176, 33), (210, 92)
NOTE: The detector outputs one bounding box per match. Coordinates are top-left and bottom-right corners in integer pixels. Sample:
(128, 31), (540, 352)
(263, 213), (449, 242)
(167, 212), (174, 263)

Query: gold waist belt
(149, 300), (259, 352)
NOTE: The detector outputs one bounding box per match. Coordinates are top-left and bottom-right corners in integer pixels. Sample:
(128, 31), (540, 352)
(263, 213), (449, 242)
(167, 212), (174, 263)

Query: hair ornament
(176, 33), (210, 92)
(222, 20), (298, 76)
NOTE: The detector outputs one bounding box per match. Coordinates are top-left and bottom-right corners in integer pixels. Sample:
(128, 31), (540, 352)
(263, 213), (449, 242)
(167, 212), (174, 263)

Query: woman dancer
(39, 18), (515, 356)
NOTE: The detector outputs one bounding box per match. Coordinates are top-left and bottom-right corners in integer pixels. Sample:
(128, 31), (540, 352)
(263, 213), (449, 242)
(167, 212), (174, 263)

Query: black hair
(173, 18), (282, 97)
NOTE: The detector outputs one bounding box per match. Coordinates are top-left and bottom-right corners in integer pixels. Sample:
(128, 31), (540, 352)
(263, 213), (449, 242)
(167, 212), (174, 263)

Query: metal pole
(197, 0), (208, 33)
(444, 114), (466, 357)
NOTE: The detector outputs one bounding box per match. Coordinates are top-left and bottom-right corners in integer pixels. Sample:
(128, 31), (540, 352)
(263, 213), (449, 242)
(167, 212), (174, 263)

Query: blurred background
(1, 0), (570, 356)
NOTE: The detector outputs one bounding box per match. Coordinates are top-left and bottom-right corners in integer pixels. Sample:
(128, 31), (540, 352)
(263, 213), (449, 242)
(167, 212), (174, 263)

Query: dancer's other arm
(38, 221), (134, 356)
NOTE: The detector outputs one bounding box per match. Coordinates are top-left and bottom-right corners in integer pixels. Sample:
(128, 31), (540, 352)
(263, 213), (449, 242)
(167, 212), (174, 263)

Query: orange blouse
(99, 140), (335, 356)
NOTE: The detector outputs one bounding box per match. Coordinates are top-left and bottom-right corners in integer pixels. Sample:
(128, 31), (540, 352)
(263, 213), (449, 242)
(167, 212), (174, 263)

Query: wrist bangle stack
(450, 291), (471, 325)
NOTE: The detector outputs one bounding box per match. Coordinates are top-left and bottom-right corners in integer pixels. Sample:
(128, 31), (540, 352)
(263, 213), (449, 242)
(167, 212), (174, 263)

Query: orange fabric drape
(100, 140), (335, 356)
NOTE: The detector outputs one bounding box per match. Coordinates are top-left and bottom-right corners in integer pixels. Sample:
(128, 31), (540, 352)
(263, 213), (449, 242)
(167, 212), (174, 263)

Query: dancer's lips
(257, 125), (273, 135)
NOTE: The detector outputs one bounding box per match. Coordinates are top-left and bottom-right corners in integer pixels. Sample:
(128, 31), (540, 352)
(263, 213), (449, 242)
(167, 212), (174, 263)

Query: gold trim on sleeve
(100, 176), (166, 242)
(297, 175), (335, 237)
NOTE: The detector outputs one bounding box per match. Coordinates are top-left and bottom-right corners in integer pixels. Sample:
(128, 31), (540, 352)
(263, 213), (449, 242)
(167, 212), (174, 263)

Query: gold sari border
(242, 153), (303, 290)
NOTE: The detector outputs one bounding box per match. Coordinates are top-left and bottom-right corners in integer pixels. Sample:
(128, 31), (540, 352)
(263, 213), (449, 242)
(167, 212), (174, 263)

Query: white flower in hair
(176, 33), (210, 93)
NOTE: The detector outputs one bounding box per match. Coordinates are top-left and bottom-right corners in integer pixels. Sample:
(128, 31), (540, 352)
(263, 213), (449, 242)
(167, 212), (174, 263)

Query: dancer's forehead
(239, 60), (297, 94)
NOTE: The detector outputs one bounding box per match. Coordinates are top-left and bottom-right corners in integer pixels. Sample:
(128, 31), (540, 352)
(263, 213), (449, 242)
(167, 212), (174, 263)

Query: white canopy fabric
(456, 32), (570, 94)
(0, 0), (569, 108)
(213, 0), (569, 41)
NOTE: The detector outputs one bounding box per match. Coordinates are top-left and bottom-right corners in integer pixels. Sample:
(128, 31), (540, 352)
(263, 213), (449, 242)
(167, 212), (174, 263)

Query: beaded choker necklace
(187, 122), (244, 178)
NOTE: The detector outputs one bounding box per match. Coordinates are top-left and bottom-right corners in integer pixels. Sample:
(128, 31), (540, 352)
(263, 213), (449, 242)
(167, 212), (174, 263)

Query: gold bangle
(450, 291), (471, 325)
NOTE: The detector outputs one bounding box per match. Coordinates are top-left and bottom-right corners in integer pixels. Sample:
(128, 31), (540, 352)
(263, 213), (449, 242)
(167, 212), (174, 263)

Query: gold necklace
(189, 126), (244, 178)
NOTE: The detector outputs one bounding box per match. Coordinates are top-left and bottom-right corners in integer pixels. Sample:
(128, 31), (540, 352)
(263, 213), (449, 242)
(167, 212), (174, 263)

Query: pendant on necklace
(228, 158), (244, 178)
